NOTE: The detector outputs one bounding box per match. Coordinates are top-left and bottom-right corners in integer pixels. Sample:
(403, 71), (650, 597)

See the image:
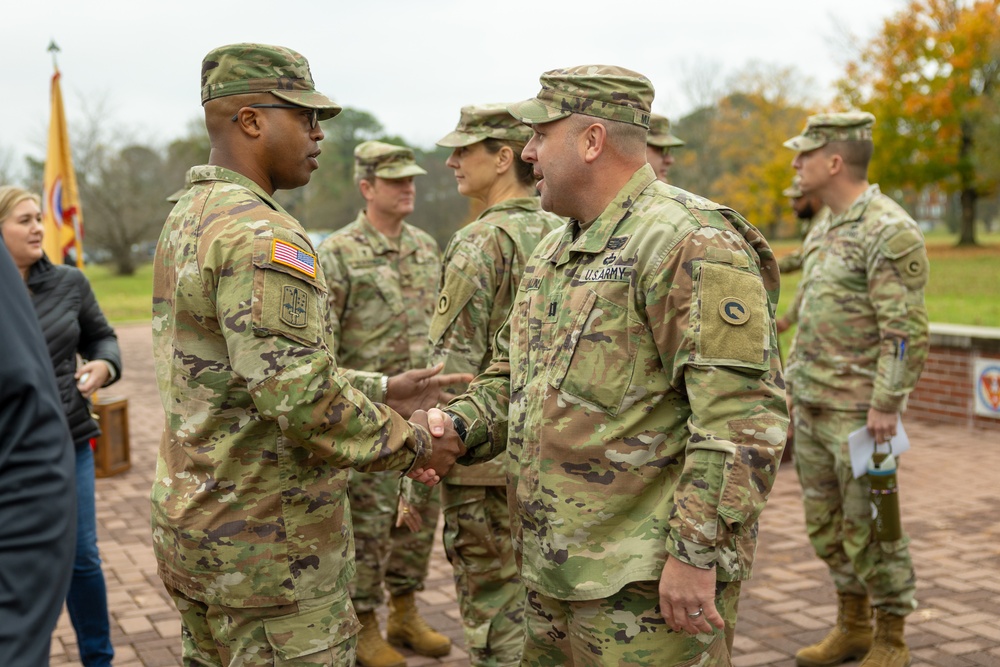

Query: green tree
(838, 0), (1000, 245)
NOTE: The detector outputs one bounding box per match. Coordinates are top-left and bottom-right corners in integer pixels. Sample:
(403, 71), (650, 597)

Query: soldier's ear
(495, 146), (514, 175)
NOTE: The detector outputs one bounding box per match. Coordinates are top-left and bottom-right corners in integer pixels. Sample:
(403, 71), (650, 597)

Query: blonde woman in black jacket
(0, 186), (121, 667)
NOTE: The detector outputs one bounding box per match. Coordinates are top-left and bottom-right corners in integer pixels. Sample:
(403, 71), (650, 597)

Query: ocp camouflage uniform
(317, 210), (442, 614)
(428, 195), (563, 666)
(786, 182), (929, 615)
(448, 156), (788, 664)
(152, 164), (432, 664)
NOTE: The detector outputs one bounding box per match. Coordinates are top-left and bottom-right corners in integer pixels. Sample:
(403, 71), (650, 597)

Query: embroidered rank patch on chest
(280, 285), (309, 328)
(271, 239), (317, 278)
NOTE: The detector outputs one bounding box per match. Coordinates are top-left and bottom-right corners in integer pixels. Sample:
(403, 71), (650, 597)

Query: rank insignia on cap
(719, 297), (750, 326)
(272, 239), (317, 278)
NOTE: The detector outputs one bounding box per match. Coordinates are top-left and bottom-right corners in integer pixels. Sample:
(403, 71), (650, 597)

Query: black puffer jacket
(27, 254), (122, 449)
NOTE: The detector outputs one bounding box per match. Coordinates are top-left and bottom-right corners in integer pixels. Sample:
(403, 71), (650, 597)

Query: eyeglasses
(231, 104), (319, 129)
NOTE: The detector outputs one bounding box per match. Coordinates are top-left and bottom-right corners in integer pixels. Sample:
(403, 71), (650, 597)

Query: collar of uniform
(550, 164), (656, 266)
(355, 210), (420, 259)
(186, 164), (288, 215)
(828, 183), (880, 230)
(475, 196), (542, 227)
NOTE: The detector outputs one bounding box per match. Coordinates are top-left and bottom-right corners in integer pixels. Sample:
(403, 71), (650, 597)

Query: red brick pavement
(49, 323), (1000, 666)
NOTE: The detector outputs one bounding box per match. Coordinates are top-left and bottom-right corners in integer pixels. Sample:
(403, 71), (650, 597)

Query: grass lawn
(87, 232), (1000, 329)
(84, 262), (154, 325)
(772, 230), (1000, 329)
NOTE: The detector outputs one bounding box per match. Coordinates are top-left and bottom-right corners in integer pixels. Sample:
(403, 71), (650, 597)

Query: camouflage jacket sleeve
(428, 229), (513, 385)
(316, 238), (385, 402)
(777, 247), (803, 274)
(211, 220), (426, 472)
(443, 316), (513, 466)
(646, 214), (787, 571)
(866, 222), (930, 412)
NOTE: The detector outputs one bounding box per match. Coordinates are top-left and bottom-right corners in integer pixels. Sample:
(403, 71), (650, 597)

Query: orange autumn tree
(839, 0), (1000, 245)
(671, 64), (814, 242)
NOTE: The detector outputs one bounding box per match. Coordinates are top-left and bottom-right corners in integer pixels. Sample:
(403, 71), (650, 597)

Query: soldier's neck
(365, 209), (405, 239)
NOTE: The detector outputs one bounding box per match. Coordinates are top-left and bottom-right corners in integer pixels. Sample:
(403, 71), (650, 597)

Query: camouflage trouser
(164, 585), (359, 666)
(442, 483), (525, 667)
(792, 404), (917, 616)
(522, 579), (740, 667)
(348, 469), (440, 613)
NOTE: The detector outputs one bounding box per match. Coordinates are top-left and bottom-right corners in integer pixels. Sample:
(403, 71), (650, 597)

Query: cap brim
(783, 135), (824, 152)
(375, 165), (427, 179)
(506, 98), (570, 125)
(436, 130), (482, 148)
(165, 187), (188, 203)
(272, 90), (342, 121)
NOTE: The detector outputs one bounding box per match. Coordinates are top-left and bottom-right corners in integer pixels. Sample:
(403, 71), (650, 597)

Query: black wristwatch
(444, 411), (468, 444)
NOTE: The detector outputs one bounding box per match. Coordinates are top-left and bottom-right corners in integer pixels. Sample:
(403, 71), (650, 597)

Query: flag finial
(47, 40), (60, 70)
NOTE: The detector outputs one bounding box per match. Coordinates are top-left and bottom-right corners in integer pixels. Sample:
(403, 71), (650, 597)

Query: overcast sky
(2, 0), (906, 176)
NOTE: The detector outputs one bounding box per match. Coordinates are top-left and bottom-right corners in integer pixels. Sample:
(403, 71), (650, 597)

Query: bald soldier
(646, 113), (685, 183)
(417, 65), (787, 666)
(317, 141), (454, 667)
(150, 43), (463, 666)
(784, 112), (928, 667)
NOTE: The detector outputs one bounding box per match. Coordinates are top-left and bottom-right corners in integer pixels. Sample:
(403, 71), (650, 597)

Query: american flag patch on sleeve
(271, 239), (317, 279)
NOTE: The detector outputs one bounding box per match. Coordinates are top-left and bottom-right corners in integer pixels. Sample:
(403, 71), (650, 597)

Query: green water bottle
(867, 444), (902, 542)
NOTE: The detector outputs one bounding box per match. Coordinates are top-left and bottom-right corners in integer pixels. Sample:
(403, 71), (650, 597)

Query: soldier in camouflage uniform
(646, 113), (685, 183)
(316, 142), (451, 667)
(150, 44), (463, 667)
(416, 65), (788, 666)
(431, 103), (564, 667)
(776, 176), (828, 335)
(784, 113), (929, 667)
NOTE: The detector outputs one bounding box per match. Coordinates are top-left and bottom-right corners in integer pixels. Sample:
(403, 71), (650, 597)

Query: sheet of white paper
(848, 416), (911, 479)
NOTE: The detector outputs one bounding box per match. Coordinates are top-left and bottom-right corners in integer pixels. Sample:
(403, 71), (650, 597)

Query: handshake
(407, 408), (465, 487)
(379, 363), (471, 487)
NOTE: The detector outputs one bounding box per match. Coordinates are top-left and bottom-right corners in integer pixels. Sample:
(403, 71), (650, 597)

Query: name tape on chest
(271, 239), (317, 279)
(579, 266), (631, 283)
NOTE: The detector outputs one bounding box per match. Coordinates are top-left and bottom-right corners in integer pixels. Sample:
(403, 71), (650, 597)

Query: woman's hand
(75, 361), (111, 397)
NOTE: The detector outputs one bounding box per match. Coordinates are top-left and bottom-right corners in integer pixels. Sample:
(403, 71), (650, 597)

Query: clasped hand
(385, 363), (473, 419)
(406, 408), (464, 486)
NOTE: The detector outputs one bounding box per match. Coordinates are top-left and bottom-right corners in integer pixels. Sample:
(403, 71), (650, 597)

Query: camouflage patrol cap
(436, 103), (532, 148)
(782, 175), (803, 198)
(201, 43), (342, 121)
(783, 111), (875, 152)
(647, 114), (685, 148)
(507, 65), (653, 128)
(354, 141), (427, 181)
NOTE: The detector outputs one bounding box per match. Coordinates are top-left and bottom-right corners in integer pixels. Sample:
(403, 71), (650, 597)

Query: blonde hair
(0, 186), (41, 226)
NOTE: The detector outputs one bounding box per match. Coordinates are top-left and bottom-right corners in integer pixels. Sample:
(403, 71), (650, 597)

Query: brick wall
(907, 324), (1000, 431)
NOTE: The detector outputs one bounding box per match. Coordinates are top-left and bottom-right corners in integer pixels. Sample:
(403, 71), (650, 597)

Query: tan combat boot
(795, 592), (873, 667)
(859, 609), (910, 667)
(386, 592), (452, 658)
(356, 610), (406, 667)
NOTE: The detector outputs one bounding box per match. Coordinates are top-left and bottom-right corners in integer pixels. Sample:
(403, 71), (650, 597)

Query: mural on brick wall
(974, 359), (1000, 418)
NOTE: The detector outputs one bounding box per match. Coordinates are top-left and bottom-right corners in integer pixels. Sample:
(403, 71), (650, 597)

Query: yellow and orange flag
(42, 63), (84, 267)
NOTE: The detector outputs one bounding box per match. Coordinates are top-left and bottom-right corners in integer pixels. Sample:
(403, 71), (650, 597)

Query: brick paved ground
(49, 323), (1000, 666)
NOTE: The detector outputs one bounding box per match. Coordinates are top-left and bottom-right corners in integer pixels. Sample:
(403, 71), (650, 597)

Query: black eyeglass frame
(230, 104), (318, 129)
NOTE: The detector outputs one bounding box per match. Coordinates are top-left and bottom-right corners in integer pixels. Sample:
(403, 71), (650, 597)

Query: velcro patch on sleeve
(271, 239), (317, 279)
(697, 261), (768, 369)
